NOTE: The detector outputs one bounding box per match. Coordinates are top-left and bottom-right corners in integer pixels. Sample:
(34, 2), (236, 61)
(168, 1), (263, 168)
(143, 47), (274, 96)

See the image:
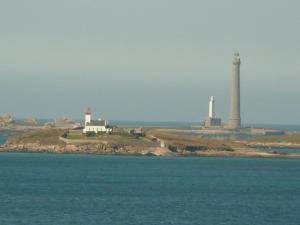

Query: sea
(1, 125), (300, 225)
(1, 153), (300, 225)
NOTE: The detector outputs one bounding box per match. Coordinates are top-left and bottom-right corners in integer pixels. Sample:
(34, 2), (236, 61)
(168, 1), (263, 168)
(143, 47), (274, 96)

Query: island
(1, 126), (300, 158)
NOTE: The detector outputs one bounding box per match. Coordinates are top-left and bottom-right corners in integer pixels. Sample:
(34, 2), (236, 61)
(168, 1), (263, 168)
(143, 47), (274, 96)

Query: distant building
(204, 96), (222, 128)
(44, 117), (81, 129)
(250, 129), (285, 136)
(130, 127), (145, 136)
(205, 117), (222, 127)
(83, 108), (112, 134)
(0, 114), (14, 127)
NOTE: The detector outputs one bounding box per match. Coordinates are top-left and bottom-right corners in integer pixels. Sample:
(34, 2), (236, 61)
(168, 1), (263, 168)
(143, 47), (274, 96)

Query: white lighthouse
(85, 107), (92, 126)
(83, 107), (112, 134)
(208, 96), (215, 118)
(204, 96), (222, 128)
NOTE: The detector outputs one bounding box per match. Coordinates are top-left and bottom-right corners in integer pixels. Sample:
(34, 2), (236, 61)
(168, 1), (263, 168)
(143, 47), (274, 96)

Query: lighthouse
(228, 51), (241, 130)
(204, 96), (222, 128)
(83, 107), (112, 134)
(208, 96), (215, 118)
(84, 107), (92, 126)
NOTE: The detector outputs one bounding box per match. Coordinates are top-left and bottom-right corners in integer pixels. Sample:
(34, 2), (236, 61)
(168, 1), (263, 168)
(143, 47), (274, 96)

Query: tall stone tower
(228, 51), (241, 130)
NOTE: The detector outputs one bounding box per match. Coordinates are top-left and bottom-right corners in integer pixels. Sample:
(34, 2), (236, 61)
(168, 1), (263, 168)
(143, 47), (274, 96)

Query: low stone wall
(59, 137), (108, 145)
(237, 141), (300, 149)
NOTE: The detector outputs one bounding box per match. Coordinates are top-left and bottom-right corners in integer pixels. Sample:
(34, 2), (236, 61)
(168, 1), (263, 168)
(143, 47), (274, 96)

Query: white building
(204, 96), (222, 127)
(83, 108), (112, 134)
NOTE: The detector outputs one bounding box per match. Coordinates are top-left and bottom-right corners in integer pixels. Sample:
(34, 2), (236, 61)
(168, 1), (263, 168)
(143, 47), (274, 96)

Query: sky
(0, 0), (299, 124)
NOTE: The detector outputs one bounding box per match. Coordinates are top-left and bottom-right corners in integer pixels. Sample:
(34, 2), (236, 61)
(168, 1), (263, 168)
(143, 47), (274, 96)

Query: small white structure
(208, 96), (215, 118)
(204, 96), (222, 127)
(83, 108), (112, 134)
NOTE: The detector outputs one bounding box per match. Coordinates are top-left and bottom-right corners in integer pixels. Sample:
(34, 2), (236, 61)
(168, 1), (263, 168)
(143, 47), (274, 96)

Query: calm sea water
(0, 153), (300, 225)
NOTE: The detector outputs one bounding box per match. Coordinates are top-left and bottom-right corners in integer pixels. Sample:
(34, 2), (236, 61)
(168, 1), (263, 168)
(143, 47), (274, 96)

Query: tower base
(228, 118), (241, 130)
(205, 117), (222, 128)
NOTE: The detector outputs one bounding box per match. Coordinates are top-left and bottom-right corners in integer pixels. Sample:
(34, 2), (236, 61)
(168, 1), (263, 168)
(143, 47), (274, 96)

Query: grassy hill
(148, 129), (245, 151)
(7, 129), (66, 145)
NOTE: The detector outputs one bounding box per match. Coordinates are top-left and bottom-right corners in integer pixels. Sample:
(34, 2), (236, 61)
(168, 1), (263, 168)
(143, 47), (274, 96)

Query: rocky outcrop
(0, 114), (14, 127)
(2, 141), (298, 158)
(0, 143), (174, 156)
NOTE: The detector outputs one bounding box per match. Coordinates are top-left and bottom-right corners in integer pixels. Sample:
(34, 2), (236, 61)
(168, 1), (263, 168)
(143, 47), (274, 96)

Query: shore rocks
(2, 142), (299, 158)
(0, 142), (175, 156)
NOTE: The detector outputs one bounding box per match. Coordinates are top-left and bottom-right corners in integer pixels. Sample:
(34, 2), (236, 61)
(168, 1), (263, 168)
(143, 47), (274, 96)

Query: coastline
(2, 127), (300, 159)
(1, 142), (300, 159)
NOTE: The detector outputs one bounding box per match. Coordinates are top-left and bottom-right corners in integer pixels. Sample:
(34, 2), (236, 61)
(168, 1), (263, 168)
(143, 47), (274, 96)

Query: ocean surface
(1, 153), (300, 225)
(1, 127), (300, 225)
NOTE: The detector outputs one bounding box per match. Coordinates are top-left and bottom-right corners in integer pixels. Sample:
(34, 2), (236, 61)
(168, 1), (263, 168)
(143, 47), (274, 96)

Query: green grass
(8, 129), (66, 145)
(148, 129), (245, 150)
(66, 133), (157, 147)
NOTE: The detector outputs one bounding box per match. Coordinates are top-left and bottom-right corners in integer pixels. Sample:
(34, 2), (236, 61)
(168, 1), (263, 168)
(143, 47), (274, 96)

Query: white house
(83, 108), (112, 134)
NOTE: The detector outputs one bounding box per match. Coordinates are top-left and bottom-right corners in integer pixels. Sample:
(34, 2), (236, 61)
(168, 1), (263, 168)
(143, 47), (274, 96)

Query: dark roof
(86, 120), (106, 126)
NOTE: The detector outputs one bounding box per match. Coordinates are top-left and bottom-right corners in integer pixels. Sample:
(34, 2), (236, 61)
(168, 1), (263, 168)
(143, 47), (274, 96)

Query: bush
(185, 145), (208, 152)
(168, 145), (177, 152)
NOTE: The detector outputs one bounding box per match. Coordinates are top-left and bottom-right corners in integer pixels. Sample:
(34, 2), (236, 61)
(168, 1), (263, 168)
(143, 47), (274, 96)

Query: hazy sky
(0, 0), (299, 124)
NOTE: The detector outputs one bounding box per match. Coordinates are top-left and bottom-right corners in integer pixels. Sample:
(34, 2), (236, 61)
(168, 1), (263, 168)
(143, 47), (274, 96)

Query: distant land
(1, 114), (300, 158)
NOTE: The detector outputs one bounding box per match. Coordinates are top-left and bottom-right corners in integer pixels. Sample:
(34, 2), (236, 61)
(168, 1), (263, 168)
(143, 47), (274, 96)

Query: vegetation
(148, 129), (243, 151)
(7, 128), (157, 148)
(6, 127), (253, 152)
(65, 131), (157, 147)
(8, 129), (66, 145)
(247, 134), (300, 144)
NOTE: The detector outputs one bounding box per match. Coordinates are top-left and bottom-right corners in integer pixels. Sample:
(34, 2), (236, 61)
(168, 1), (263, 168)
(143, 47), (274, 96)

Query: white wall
(83, 125), (112, 134)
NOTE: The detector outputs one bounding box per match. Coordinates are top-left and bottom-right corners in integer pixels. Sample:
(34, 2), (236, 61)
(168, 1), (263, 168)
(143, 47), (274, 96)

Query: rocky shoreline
(2, 128), (300, 158)
(1, 142), (300, 158)
(0, 143), (174, 156)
